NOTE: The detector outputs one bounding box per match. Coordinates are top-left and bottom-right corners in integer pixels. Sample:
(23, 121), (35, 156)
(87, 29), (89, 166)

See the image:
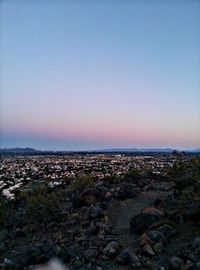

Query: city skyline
(1, 1), (200, 151)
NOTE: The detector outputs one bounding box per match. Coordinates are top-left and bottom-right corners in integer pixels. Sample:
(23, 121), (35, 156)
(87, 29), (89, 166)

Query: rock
(146, 230), (166, 244)
(103, 241), (119, 258)
(0, 229), (9, 242)
(85, 221), (99, 236)
(130, 213), (163, 234)
(169, 256), (184, 270)
(84, 249), (99, 261)
(60, 245), (79, 262)
(90, 206), (104, 219)
(192, 237), (200, 250)
(116, 248), (137, 265)
(105, 191), (113, 200)
(140, 233), (153, 246)
(142, 206), (164, 216)
(180, 237), (200, 262)
(154, 198), (164, 209)
(193, 262), (200, 270)
(182, 260), (194, 270)
(101, 255), (109, 261)
(182, 202), (200, 223)
(143, 244), (155, 256)
(4, 258), (14, 267)
(153, 241), (164, 253)
(157, 224), (177, 239)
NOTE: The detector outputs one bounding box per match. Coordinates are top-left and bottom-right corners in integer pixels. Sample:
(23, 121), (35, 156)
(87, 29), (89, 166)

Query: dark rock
(130, 213), (163, 234)
(157, 224), (177, 239)
(114, 183), (137, 200)
(117, 248), (137, 265)
(169, 256), (184, 270)
(180, 237), (200, 262)
(192, 237), (200, 250)
(193, 262), (200, 270)
(143, 244), (155, 256)
(154, 198), (164, 208)
(60, 245), (79, 262)
(184, 260), (194, 270)
(142, 206), (164, 216)
(84, 249), (99, 261)
(103, 241), (120, 258)
(147, 230), (166, 244)
(154, 241), (164, 253)
(89, 206), (104, 219)
(3, 258), (14, 268)
(182, 202), (200, 223)
(0, 229), (8, 242)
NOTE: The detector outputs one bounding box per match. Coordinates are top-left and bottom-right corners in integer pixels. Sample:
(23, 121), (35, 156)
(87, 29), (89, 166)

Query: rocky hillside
(0, 157), (200, 270)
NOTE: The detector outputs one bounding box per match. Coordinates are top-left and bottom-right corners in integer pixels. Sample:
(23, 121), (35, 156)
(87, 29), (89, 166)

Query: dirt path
(103, 189), (170, 270)
(108, 190), (169, 236)
(105, 186), (199, 270)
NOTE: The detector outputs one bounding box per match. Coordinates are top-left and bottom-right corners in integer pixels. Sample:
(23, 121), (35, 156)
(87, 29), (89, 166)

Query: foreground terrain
(0, 154), (200, 270)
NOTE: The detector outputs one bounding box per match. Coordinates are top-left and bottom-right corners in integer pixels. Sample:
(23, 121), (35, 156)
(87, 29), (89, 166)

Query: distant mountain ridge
(0, 147), (200, 154)
(0, 147), (40, 153)
(98, 148), (174, 152)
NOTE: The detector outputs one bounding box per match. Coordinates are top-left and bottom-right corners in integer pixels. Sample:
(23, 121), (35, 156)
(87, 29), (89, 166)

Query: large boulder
(169, 256), (184, 270)
(130, 213), (163, 234)
(116, 248), (140, 265)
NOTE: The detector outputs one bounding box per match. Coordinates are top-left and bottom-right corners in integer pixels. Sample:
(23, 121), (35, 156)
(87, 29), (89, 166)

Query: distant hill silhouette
(0, 147), (199, 155)
(0, 147), (40, 154)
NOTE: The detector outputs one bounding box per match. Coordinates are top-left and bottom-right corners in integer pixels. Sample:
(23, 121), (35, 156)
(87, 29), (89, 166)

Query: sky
(0, 0), (200, 151)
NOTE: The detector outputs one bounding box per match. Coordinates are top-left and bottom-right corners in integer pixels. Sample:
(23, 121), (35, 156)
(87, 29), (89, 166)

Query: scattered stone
(140, 233), (153, 246)
(169, 256), (184, 270)
(116, 248), (135, 265)
(0, 229), (8, 242)
(182, 202), (200, 223)
(142, 206), (164, 216)
(84, 249), (99, 261)
(192, 237), (200, 250)
(147, 230), (166, 244)
(103, 241), (120, 258)
(156, 224), (177, 239)
(143, 244), (155, 256)
(153, 241), (164, 253)
(183, 260), (194, 270)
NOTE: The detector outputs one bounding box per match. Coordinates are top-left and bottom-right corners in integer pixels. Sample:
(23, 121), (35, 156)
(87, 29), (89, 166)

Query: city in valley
(0, 153), (177, 199)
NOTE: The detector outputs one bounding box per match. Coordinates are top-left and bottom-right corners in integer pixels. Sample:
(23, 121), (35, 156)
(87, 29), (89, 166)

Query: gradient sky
(1, 0), (200, 150)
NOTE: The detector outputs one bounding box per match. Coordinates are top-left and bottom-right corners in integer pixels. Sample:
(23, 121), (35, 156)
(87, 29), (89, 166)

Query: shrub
(69, 175), (93, 192)
(168, 156), (200, 199)
(103, 175), (118, 184)
(0, 196), (12, 228)
(18, 183), (66, 223)
(123, 168), (141, 183)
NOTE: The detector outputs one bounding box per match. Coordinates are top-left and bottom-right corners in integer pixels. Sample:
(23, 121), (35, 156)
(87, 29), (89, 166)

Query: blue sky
(1, 0), (200, 150)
